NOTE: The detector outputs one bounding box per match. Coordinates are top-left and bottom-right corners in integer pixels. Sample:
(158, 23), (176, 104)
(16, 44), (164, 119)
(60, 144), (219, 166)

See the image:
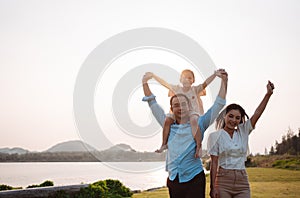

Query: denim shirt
(143, 95), (226, 183)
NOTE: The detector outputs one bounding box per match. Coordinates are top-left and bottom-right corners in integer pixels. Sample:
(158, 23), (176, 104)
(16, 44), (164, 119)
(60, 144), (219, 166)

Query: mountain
(45, 140), (97, 152)
(0, 142), (166, 162)
(106, 143), (136, 152)
(0, 147), (30, 154)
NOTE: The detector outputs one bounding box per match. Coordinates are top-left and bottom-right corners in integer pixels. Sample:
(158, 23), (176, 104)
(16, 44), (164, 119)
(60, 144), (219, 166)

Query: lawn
(133, 168), (300, 198)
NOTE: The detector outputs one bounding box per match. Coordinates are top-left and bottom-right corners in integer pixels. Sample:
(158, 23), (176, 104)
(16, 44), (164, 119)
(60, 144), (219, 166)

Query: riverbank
(0, 184), (88, 198)
(0, 162), (167, 191)
(0, 179), (133, 198)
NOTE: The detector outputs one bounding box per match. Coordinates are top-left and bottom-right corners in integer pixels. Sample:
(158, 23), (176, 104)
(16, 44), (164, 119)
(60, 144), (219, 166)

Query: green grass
(272, 158), (300, 170)
(133, 188), (169, 198)
(133, 168), (300, 198)
(248, 155), (300, 170)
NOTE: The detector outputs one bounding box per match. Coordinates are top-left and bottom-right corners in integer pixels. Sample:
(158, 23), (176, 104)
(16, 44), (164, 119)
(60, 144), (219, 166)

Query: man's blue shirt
(143, 95), (225, 183)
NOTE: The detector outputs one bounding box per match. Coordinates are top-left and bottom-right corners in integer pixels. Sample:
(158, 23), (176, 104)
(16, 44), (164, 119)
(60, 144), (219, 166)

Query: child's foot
(155, 144), (168, 153)
(194, 143), (202, 158)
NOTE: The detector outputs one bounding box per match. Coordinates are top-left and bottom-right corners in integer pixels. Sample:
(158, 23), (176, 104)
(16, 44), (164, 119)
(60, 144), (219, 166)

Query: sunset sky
(1, 0), (299, 155)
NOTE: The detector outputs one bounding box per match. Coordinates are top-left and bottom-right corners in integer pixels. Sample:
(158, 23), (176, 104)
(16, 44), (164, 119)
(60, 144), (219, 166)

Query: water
(0, 162), (168, 191)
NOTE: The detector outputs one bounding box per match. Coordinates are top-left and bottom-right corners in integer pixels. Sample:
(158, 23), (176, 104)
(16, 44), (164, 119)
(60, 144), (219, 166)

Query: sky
(1, 0), (300, 155)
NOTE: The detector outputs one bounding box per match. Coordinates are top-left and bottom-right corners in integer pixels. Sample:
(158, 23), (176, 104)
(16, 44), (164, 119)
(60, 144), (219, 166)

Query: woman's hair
(215, 103), (249, 129)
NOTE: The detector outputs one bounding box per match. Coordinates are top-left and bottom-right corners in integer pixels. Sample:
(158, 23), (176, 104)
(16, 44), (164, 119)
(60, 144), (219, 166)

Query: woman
(208, 80), (274, 198)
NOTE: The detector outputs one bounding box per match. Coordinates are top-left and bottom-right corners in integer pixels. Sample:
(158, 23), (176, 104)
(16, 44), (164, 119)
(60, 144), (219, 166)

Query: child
(149, 69), (222, 158)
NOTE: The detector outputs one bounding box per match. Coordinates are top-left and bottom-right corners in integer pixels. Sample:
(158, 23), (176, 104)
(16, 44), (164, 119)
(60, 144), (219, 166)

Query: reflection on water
(0, 162), (168, 190)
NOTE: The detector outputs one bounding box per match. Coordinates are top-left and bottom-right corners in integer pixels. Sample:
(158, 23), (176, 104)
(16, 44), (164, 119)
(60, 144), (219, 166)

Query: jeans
(167, 171), (206, 198)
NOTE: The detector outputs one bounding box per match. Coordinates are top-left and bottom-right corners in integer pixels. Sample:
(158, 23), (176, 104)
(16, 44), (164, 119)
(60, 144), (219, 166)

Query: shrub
(27, 180), (54, 188)
(105, 179), (133, 197)
(0, 184), (13, 191)
(272, 158), (300, 170)
(75, 179), (132, 198)
(27, 184), (40, 188)
(39, 180), (54, 187)
(76, 183), (106, 198)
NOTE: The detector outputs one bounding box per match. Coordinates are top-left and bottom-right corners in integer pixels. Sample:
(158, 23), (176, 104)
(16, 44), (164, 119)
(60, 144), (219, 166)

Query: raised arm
(250, 81), (274, 128)
(142, 72), (153, 96)
(151, 72), (172, 90)
(198, 70), (227, 132)
(217, 70), (228, 99)
(142, 72), (166, 127)
(195, 69), (223, 93)
(202, 71), (217, 89)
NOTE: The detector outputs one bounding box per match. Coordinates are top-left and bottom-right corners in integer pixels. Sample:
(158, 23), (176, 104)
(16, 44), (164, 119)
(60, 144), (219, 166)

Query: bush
(27, 184), (40, 188)
(272, 159), (300, 170)
(76, 182), (106, 198)
(245, 156), (257, 167)
(105, 179), (133, 197)
(75, 179), (132, 198)
(27, 180), (54, 188)
(0, 184), (13, 191)
(39, 180), (54, 187)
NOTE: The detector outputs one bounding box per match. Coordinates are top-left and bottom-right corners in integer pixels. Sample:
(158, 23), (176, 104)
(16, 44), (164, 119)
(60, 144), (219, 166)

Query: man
(142, 70), (228, 198)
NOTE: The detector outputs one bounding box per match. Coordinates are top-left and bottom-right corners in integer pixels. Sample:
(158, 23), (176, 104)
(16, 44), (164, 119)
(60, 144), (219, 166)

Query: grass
(133, 168), (300, 198)
(133, 188), (169, 198)
(248, 155), (300, 170)
(272, 158), (300, 170)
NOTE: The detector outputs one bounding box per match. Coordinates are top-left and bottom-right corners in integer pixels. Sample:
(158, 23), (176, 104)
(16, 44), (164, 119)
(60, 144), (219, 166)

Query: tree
(269, 146), (275, 155)
(273, 127), (300, 155)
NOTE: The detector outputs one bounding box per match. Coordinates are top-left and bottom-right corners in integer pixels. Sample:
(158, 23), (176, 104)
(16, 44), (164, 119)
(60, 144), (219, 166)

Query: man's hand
(215, 68), (227, 77)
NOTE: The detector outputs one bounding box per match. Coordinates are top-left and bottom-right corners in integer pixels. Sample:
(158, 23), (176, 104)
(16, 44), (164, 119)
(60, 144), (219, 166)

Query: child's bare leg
(155, 116), (173, 153)
(190, 114), (202, 158)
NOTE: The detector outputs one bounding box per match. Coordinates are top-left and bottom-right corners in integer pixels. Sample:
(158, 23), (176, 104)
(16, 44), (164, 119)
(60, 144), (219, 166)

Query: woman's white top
(207, 120), (254, 169)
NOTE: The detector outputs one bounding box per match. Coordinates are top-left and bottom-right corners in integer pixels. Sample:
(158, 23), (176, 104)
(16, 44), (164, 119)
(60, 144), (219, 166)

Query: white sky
(1, 0), (300, 154)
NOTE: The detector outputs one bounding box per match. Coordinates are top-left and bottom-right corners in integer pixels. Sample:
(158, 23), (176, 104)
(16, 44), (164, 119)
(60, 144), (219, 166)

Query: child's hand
(145, 72), (154, 78)
(142, 72), (153, 83)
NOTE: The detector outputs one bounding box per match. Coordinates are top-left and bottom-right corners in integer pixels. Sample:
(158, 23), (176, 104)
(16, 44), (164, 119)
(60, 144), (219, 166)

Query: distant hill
(0, 147), (29, 154)
(0, 142), (166, 162)
(106, 143), (136, 152)
(45, 140), (97, 152)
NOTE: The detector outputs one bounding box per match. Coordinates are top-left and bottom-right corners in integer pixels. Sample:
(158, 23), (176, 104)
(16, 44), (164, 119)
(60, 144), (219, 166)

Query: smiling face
(170, 94), (191, 122)
(223, 109), (242, 131)
(180, 70), (195, 88)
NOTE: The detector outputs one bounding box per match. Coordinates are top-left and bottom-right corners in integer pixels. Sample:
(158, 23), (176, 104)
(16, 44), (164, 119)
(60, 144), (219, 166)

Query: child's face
(180, 72), (194, 87)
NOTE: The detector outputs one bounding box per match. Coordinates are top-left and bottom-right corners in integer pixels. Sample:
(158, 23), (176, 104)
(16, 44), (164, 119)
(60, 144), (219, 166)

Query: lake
(0, 162), (168, 191)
